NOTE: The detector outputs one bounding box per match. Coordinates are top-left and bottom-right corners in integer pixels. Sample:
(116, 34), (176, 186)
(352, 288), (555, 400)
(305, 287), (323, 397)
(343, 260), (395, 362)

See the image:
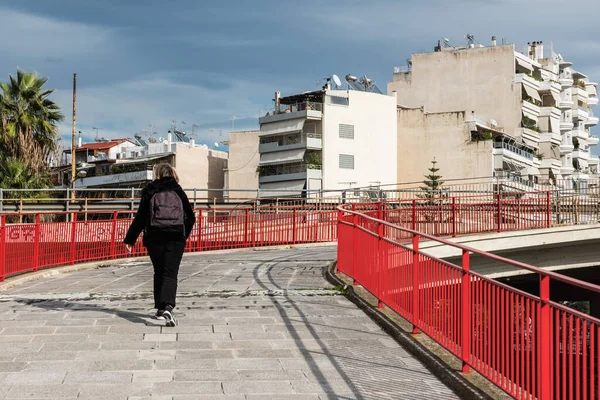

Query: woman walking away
(123, 163), (195, 327)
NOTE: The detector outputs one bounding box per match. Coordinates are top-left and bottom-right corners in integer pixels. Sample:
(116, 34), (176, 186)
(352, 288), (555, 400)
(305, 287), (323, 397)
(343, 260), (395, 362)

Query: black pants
(146, 239), (185, 309)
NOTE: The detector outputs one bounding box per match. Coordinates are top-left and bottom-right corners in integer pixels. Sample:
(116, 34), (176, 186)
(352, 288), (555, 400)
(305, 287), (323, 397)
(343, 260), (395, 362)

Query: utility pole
(71, 73), (77, 200)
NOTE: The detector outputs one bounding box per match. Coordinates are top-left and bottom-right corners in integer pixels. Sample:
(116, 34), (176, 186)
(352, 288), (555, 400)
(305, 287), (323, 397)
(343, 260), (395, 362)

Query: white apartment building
(257, 78), (398, 197)
(55, 132), (228, 199)
(388, 37), (599, 187)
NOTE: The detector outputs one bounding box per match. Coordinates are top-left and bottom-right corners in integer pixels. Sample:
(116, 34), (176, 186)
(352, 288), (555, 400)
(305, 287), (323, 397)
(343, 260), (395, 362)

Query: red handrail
(337, 204), (600, 400)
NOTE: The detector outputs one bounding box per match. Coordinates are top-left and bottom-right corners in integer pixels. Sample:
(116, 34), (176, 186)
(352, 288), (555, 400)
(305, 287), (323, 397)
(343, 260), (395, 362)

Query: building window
(339, 154), (354, 169)
(339, 124), (354, 139)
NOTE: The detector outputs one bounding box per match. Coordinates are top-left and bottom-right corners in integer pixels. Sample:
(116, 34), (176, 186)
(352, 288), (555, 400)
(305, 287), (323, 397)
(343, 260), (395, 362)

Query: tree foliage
(0, 70), (64, 178)
(419, 158), (444, 204)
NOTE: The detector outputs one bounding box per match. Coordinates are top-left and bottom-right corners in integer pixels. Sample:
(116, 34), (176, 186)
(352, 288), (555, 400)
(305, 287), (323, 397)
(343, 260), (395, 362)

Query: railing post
(546, 191), (551, 228)
(69, 214), (77, 265)
(452, 197), (457, 237)
(412, 233), (420, 334)
(496, 193), (502, 232)
(461, 250), (471, 373)
(109, 211), (117, 259)
(244, 209), (249, 246)
(0, 188), (3, 213)
(352, 204), (358, 286)
(292, 208), (297, 244)
(336, 209), (343, 274)
(412, 199), (417, 231)
(539, 274), (552, 400)
(197, 209), (203, 251)
(0, 215), (6, 282)
(33, 214), (40, 272)
(377, 221), (384, 309)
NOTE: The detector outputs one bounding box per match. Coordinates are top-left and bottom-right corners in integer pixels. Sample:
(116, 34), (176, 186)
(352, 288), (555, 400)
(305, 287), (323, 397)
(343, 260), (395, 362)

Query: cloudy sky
(2, 0), (600, 150)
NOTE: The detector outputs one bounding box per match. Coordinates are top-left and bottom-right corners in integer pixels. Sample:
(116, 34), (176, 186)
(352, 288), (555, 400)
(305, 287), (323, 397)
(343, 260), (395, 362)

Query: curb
(324, 262), (491, 400)
(0, 242), (337, 292)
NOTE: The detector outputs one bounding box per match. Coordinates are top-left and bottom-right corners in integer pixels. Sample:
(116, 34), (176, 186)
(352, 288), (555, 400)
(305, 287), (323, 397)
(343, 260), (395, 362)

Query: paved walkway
(0, 246), (457, 400)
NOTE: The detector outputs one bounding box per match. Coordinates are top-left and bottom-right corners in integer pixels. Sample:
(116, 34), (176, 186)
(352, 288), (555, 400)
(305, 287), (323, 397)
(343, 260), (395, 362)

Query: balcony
(73, 170), (153, 188)
(259, 133), (322, 153)
(259, 102), (323, 124)
(573, 108), (589, 121)
(571, 126), (589, 141)
(515, 73), (540, 90)
(258, 163), (321, 184)
(560, 117), (574, 132)
(557, 97), (574, 109)
(560, 165), (575, 175)
(589, 135), (599, 145)
(493, 142), (534, 164)
(588, 94), (599, 106)
(522, 100), (541, 119)
(560, 144), (574, 154)
(541, 159), (562, 170)
(559, 72), (573, 87)
(585, 110), (599, 126)
(572, 87), (589, 103)
(538, 132), (561, 145)
(573, 148), (590, 160)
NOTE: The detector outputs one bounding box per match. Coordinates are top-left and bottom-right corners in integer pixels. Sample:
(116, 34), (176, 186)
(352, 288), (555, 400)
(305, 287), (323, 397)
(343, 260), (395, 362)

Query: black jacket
(123, 177), (195, 246)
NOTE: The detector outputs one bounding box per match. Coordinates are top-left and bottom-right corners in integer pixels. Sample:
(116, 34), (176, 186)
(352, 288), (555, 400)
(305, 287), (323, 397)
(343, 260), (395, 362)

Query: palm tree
(0, 157), (49, 197)
(0, 70), (64, 175)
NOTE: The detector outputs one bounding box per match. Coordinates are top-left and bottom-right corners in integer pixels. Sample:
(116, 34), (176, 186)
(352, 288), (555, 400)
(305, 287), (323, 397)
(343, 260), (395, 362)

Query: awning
(516, 57), (534, 72)
(260, 118), (305, 136)
(260, 149), (305, 165)
(520, 165), (539, 176)
(523, 85), (541, 102)
(260, 180), (306, 197)
(521, 137), (539, 148)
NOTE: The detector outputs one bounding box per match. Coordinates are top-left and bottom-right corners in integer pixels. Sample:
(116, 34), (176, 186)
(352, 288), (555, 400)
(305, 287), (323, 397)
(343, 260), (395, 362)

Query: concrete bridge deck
(0, 246), (457, 400)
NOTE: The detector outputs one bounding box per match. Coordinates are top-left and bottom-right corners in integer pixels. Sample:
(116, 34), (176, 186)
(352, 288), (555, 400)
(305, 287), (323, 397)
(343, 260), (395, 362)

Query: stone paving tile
(0, 247), (459, 399)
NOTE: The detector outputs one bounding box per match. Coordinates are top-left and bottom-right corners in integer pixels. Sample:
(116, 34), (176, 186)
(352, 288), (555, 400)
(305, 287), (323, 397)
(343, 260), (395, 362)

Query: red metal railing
(337, 204), (600, 400)
(0, 207), (338, 281)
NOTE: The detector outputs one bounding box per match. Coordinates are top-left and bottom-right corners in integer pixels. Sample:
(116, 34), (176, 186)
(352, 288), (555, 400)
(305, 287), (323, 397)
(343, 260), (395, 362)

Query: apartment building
(54, 133), (228, 199)
(388, 37), (599, 187)
(223, 130), (260, 202)
(257, 77), (397, 197)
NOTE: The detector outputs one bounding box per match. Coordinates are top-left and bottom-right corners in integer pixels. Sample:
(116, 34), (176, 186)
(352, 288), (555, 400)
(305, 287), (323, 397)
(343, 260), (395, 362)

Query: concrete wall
(389, 45), (522, 134)
(224, 131), (260, 201)
(396, 109), (493, 183)
(322, 89), (397, 190)
(172, 143), (228, 199)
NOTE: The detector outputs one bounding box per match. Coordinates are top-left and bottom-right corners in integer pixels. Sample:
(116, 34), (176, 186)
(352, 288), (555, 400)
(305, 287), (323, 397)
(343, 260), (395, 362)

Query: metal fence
(338, 204), (600, 400)
(0, 207), (338, 281)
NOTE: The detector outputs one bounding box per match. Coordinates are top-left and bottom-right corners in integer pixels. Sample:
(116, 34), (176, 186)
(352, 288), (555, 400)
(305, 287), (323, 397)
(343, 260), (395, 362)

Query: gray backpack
(149, 190), (184, 231)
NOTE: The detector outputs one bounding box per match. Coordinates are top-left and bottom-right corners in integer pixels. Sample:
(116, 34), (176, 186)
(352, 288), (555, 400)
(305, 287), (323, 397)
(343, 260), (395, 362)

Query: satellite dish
(332, 74), (342, 88)
(490, 119), (498, 127)
(214, 142), (219, 147)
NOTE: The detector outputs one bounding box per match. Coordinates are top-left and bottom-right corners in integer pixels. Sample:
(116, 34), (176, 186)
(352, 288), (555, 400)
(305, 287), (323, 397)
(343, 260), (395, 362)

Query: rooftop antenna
(465, 33), (479, 47)
(191, 124), (200, 138)
(92, 126), (103, 141)
(232, 116), (236, 131)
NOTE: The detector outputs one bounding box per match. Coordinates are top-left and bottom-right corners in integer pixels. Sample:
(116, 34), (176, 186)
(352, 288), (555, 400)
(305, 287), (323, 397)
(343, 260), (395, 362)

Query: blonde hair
(153, 163), (179, 182)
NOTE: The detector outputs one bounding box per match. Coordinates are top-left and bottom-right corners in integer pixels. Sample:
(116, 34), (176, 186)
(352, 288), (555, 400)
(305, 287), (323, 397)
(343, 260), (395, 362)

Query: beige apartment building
(388, 38), (599, 188)
(223, 130), (260, 202)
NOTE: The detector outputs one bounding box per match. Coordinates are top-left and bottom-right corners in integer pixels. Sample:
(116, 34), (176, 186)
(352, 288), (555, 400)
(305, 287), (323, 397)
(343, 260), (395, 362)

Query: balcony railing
(258, 162), (321, 178)
(493, 142), (534, 160)
(275, 102), (323, 115)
